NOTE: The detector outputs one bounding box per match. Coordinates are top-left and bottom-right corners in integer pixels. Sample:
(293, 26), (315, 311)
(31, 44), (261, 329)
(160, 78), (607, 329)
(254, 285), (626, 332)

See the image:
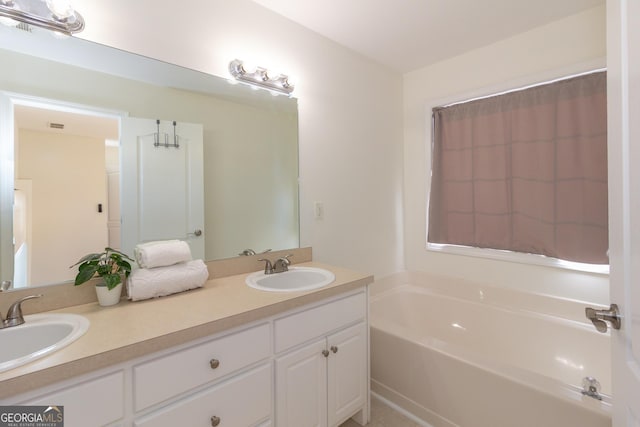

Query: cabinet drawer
(134, 323), (270, 411)
(23, 371), (124, 427)
(274, 292), (366, 353)
(134, 363), (272, 427)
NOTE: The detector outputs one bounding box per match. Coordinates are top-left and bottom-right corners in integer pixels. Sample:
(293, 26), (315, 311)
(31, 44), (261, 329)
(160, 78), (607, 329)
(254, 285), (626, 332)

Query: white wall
(77, 0), (405, 278)
(403, 5), (609, 303)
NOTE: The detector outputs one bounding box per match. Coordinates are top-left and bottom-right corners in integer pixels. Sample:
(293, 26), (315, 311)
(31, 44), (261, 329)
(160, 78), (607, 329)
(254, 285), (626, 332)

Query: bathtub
(370, 273), (612, 427)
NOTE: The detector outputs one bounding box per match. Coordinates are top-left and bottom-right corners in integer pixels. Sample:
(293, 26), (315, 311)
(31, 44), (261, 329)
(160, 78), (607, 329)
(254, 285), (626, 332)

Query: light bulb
(0, 0), (18, 27)
(241, 61), (258, 74)
(45, 0), (74, 19)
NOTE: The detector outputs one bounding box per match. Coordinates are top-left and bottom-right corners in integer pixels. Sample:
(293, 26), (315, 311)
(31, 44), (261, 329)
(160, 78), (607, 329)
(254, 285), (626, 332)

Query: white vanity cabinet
(274, 292), (368, 427)
(4, 323), (274, 427)
(1, 286), (369, 427)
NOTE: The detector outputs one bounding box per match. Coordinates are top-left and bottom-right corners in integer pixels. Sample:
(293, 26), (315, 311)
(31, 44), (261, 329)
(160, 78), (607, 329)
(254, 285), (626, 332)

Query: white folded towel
(134, 240), (192, 269)
(127, 259), (209, 301)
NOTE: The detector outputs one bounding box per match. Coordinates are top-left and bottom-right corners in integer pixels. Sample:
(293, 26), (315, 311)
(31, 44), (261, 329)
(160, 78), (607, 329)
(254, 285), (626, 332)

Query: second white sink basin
(0, 313), (89, 373)
(246, 266), (336, 292)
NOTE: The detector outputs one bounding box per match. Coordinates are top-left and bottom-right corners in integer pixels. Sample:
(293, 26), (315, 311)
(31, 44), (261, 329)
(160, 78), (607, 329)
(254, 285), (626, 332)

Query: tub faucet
(581, 377), (602, 400)
(0, 294), (42, 328)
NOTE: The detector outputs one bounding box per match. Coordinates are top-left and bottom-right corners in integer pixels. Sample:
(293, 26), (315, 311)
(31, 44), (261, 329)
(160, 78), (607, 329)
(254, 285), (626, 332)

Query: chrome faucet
(239, 248), (272, 256)
(0, 295), (42, 329)
(258, 258), (273, 274)
(258, 255), (293, 274)
(273, 255), (292, 273)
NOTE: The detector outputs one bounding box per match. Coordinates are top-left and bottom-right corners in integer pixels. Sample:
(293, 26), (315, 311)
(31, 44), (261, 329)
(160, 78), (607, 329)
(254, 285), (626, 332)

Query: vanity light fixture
(0, 0), (84, 35)
(228, 59), (294, 96)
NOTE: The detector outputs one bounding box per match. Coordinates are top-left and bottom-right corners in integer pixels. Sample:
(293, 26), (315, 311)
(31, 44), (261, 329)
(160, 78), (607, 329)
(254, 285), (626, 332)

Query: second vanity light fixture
(229, 59), (294, 96)
(0, 0), (84, 35)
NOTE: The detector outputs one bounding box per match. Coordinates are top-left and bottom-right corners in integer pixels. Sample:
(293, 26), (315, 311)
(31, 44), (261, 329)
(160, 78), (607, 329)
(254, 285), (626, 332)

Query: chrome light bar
(229, 59), (294, 96)
(0, 0), (84, 35)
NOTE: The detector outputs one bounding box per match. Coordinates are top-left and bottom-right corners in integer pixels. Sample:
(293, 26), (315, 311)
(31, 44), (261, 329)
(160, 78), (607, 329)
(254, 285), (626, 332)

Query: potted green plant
(71, 247), (134, 306)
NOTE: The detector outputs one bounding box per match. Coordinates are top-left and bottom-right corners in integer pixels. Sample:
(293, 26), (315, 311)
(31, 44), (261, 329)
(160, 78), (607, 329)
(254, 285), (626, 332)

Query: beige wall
(205, 106), (299, 260)
(76, 0), (405, 279)
(403, 5), (609, 302)
(17, 130), (107, 286)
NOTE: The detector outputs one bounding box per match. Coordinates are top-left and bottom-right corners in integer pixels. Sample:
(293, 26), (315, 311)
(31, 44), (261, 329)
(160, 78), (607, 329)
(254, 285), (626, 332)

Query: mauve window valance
(428, 71), (608, 265)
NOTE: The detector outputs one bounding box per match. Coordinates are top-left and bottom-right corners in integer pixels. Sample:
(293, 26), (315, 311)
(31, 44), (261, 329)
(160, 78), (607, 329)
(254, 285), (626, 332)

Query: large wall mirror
(0, 26), (299, 290)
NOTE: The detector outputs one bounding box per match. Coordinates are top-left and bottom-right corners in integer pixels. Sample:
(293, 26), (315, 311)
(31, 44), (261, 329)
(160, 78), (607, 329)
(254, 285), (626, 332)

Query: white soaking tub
(370, 273), (612, 427)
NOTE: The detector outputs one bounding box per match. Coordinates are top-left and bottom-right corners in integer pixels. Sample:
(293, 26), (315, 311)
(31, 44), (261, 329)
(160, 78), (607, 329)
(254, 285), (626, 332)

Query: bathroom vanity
(0, 260), (372, 427)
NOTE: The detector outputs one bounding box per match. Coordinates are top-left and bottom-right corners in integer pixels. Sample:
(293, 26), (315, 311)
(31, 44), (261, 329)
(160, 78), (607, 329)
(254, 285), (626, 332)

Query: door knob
(585, 304), (621, 333)
(188, 229), (202, 237)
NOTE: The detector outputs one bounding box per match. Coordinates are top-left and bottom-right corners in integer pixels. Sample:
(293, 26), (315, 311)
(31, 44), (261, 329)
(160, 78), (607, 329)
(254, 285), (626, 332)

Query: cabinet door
(22, 371), (124, 427)
(327, 322), (367, 427)
(275, 339), (327, 427)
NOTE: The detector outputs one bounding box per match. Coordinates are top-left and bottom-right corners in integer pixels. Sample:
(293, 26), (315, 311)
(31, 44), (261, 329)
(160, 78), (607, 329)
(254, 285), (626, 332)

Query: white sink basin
(246, 266), (336, 292)
(0, 313), (89, 373)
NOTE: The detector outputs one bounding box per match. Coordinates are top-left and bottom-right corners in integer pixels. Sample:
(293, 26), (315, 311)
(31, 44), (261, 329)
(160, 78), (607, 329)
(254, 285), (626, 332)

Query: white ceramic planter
(95, 283), (123, 307)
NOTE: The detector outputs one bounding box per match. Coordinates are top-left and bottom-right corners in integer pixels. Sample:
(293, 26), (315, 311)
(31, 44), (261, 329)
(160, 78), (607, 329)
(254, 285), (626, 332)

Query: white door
(607, 1), (640, 424)
(327, 322), (367, 427)
(120, 117), (205, 261)
(275, 339), (328, 427)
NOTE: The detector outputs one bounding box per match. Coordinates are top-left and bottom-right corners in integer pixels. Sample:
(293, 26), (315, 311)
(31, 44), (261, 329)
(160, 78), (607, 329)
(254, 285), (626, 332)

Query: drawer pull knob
(209, 359), (220, 369)
(211, 415), (221, 426)
(331, 345), (338, 354)
(322, 349), (329, 358)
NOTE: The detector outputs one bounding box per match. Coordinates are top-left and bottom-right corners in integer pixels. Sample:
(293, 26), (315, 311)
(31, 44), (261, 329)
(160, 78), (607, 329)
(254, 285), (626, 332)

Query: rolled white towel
(134, 240), (192, 269)
(127, 259), (209, 301)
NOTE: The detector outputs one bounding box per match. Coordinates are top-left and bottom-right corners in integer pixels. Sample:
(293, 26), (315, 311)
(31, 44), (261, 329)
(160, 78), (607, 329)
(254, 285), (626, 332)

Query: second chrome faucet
(258, 255), (293, 275)
(0, 294), (42, 328)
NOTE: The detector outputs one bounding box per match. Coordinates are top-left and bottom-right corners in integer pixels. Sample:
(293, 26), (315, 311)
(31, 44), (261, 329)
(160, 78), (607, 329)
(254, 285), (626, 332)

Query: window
(428, 71), (608, 266)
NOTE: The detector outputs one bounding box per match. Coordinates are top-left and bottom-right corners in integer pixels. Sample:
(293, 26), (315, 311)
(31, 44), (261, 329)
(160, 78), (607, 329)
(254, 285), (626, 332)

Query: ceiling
(251, 0), (605, 73)
(15, 105), (119, 141)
